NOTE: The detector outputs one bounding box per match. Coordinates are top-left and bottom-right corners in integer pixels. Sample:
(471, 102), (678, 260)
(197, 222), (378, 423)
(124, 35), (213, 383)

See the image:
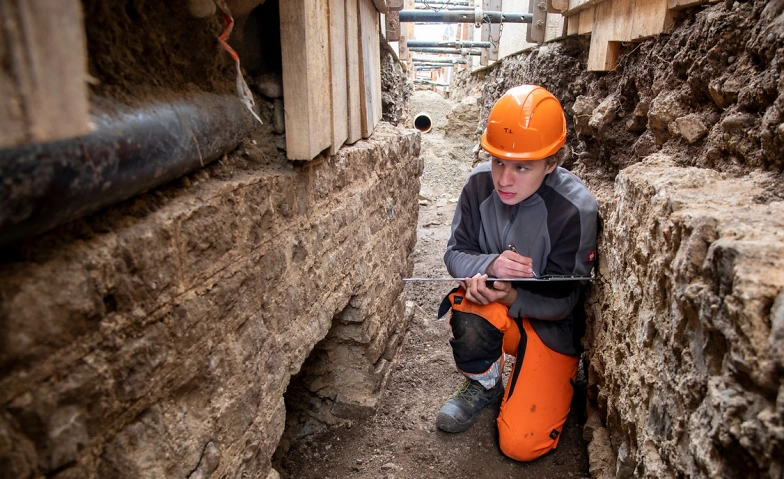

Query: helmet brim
(480, 130), (565, 161)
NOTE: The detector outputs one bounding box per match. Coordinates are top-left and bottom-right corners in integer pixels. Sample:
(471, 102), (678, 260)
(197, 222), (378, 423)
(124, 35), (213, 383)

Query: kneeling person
(436, 85), (598, 462)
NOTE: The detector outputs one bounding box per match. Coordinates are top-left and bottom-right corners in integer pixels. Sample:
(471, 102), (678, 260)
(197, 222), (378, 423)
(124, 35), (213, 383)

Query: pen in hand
(508, 244), (536, 277)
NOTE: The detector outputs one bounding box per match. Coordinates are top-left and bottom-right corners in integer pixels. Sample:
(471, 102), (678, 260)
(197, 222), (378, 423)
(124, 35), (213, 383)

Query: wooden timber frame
(280, 0), (387, 160)
(0, 0), (91, 150)
(550, 0), (719, 71)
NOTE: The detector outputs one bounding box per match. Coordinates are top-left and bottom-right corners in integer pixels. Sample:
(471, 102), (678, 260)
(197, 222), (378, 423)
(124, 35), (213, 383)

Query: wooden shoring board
(547, 0), (569, 13)
(668, 0), (712, 9)
(346, 0), (363, 144)
(629, 0), (675, 40)
(574, 7), (594, 35)
(587, 0), (619, 70)
(358, 0), (382, 138)
(566, 0), (606, 15)
(280, 0), (332, 160)
(329, 0), (348, 154)
(0, 0), (91, 149)
(545, 11), (568, 41)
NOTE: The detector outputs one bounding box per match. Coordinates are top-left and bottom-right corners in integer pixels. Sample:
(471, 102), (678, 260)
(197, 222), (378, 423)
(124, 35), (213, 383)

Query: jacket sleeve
(443, 173), (499, 278)
(508, 202), (598, 321)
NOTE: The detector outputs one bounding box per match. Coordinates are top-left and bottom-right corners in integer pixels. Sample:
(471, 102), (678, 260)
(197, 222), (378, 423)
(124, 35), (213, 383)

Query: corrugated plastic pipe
(0, 92), (257, 248)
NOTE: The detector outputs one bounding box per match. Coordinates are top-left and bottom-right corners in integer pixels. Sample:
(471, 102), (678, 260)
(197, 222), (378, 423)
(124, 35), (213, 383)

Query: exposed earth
(275, 92), (591, 479)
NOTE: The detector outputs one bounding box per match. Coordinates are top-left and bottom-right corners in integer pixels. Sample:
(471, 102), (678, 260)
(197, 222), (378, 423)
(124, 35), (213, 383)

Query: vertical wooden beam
(358, 0), (382, 138)
(329, 0), (348, 154)
(280, 0), (332, 160)
(587, 0), (619, 70)
(0, 0), (91, 149)
(346, 0), (363, 144)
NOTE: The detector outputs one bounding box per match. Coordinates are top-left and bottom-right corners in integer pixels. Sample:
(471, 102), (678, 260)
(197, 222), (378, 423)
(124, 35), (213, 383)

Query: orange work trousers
(444, 289), (578, 462)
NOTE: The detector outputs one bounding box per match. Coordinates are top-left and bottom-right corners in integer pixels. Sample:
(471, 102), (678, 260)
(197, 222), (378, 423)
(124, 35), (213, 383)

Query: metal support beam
(406, 40), (491, 48)
(398, 10), (532, 23)
(414, 80), (450, 87)
(408, 47), (482, 55)
(412, 56), (468, 63)
(412, 62), (456, 67)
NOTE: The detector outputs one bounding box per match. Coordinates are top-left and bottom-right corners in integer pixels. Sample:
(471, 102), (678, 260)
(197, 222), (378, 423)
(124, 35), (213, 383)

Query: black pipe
(0, 92), (256, 248)
(399, 10), (532, 23)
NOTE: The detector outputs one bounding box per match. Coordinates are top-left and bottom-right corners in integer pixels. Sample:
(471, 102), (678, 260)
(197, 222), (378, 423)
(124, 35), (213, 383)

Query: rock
(588, 95), (620, 135)
(253, 73), (283, 99)
(648, 90), (688, 143)
(673, 114), (708, 143)
(572, 95), (599, 137)
(273, 98), (285, 134)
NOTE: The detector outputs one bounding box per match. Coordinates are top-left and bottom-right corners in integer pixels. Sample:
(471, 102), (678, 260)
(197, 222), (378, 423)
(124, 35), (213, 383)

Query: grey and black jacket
(444, 162), (598, 356)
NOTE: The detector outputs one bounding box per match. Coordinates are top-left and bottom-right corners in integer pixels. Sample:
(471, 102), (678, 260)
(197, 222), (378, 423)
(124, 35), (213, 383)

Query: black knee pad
(449, 310), (504, 374)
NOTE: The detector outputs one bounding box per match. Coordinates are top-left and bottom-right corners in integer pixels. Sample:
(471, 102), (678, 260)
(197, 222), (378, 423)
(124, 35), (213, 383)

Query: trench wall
(0, 123), (422, 478)
(452, 0), (784, 476)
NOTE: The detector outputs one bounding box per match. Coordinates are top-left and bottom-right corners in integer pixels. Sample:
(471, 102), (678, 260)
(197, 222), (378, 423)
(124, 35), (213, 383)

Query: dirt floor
(276, 121), (591, 479)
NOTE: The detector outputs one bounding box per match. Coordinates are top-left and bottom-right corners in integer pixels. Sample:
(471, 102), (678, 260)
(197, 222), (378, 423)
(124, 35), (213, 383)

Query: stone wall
(0, 124), (422, 479)
(451, 0), (784, 476)
(590, 154), (784, 477)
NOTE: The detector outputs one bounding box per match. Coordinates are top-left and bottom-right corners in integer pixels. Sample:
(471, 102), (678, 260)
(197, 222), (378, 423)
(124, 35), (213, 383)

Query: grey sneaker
(435, 378), (505, 433)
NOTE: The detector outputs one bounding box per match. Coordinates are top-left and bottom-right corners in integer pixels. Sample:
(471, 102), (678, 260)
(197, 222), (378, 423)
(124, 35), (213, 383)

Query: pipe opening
(414, 113), (432, 133)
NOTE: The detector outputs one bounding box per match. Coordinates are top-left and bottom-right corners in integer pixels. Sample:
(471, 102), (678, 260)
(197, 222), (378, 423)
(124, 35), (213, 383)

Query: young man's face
(490, 156), (556, 205)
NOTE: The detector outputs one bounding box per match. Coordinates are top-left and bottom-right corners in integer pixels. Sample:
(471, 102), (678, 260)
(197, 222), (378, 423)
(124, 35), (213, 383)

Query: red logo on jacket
(587, 250), (596, 262)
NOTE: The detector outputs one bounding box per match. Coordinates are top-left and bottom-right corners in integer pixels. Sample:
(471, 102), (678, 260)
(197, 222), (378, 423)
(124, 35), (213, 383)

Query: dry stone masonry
(0, 124), (422, 478)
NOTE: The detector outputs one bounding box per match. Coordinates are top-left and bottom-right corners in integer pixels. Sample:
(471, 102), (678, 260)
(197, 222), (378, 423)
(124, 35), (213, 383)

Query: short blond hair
(545, 145), (568, 168)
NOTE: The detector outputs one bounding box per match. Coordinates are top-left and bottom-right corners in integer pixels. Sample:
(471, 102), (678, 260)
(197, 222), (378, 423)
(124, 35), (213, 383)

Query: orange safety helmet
(480, 85), (567, 160)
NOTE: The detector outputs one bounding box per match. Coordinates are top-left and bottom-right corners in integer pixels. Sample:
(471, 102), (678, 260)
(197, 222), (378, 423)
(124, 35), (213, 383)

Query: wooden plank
(280, 0), (332, 160)
(668, 0), (710, 9)
(567, 13), (580, 36)
(329, 0), (348, 154)
(547, 0), (569, 12)
(565, 0), (608, 15)
(611, 0), (635, 41)
(488, 0), (501, 61)
(577, 7), (594, 35)
(630, 0), (674, 39)
(544, 12), (567, 41)
(358, 0), (382, 138)
(587, 0), (620, 70)
(346, 0), (363, 144)
(0, 0), (90, 149)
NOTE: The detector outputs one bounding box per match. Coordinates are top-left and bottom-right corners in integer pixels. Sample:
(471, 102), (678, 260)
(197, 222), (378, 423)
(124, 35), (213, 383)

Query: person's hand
(487, 250), (535, 278)
(459, 273), (518, 306)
